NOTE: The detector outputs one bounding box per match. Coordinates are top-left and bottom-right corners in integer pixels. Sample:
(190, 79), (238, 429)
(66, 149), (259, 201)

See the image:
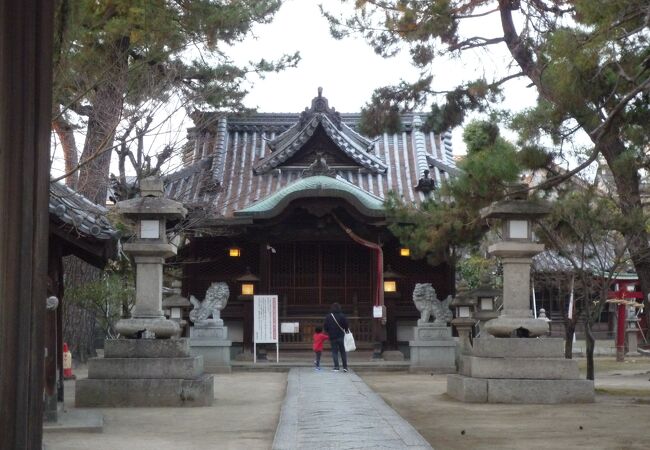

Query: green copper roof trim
(234, 175), (385, 219)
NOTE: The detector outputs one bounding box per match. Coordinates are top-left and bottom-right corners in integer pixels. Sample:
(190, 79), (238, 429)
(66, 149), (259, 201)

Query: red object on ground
(608, 281), (643, 361)
(62, 342), (75, 379)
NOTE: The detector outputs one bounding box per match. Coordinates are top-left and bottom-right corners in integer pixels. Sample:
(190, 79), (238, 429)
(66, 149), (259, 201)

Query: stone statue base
(408, 324), (456, 373)
(190, 322), (232, 373)
(115, 317), (180, 338)
(447, 338), (594, 403)
(75, 338), (213, 407)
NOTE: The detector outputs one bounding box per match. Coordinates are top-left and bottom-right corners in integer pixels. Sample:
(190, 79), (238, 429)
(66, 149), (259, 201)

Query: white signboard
(253, 295), (279, 363)
(281, 322), (299, 333)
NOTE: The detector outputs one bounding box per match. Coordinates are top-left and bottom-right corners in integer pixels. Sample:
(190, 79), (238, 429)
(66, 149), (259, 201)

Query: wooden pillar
(0, 1), (54, 448)
(385, 297), (399, 350)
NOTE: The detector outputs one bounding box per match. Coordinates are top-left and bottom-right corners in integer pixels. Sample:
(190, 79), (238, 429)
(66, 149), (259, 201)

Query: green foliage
(54, 0), (299, 113)
(462, 121), (499, 154)
(457, 255), (499, 290)
(386, 120), (522, 264)
(64, 268), (135, 339)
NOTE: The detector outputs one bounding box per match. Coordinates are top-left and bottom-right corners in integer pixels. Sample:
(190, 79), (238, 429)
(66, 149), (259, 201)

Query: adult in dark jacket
(323, 302), (349, 372)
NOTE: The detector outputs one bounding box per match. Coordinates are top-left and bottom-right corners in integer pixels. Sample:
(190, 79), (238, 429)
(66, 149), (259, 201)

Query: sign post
(253, 295), (279, 363)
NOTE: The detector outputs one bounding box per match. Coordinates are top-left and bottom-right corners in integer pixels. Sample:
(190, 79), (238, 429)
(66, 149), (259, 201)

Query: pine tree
(326, 0), (650, 300)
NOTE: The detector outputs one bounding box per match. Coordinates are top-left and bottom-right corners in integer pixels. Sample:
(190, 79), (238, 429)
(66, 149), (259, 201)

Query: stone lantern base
(75, 338), (213, 407)
(447, 338), (594, 403)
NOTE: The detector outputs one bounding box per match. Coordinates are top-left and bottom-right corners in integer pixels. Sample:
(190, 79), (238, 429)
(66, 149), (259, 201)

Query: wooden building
(165, 90), (459, 353)
(45, 182), (118, 420)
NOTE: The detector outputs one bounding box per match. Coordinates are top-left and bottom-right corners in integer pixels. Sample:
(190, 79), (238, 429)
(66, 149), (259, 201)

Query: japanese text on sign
(254, 295), (278, 344)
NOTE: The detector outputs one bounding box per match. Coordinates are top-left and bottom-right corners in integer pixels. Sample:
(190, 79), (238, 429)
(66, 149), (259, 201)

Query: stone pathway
(272, 368), (433, 450)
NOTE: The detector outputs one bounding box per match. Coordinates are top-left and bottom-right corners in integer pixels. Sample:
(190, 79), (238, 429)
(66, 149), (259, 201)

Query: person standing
(324, 302), (349, 372)
(312, 327), (328, 370)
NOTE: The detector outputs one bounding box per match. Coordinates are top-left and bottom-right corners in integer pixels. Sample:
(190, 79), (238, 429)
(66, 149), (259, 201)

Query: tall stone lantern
(479, 185), (550, 338)
(447, 184), (594, 404)
(115, 177), (187, 338)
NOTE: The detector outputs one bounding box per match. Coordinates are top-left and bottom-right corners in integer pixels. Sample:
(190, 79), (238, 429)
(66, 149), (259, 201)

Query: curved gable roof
(253, 90), (386, 176)
(234, 175), (385, 219)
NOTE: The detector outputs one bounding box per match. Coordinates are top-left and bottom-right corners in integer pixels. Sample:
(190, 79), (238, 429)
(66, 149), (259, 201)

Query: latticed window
(269, 242), (373, 308)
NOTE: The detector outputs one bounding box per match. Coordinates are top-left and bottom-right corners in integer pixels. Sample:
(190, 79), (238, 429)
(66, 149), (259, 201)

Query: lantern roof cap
(236, 267), (260, 282)
(480, 199), (551, 220)
(116, 176), (187, 219)
(450, 281), (476, 307)
(469, 274), (501, 298)
(162, 295), (191, 308)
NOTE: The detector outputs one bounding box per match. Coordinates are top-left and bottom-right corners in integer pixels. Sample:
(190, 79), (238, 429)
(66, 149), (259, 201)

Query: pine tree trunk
(62, 256), (101, 362)
(52, 114), (78, 188)
(564, 319), (575, 359)
(76, 36), (129, 204)
(585, 318), (596, 380)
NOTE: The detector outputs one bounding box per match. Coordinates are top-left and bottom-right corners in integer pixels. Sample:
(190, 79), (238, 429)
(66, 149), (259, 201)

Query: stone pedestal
(76, 338), (213, 407)
(409, 325), (456, 373)
(484, 243), (549, 338)
(190, 321), (232, 373)
(447, 338), (594, 403)
(626, 325), (640, 356)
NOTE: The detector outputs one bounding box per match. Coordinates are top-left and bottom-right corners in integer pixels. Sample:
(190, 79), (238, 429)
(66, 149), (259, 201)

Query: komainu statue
(189, 282), (229, 325)
(412, 283), (453, 326)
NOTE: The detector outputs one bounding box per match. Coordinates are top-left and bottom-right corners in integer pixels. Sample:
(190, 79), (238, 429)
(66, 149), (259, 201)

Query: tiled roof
(165, 93), (457, 220)
(254, 113), (386, 175)
(49, 181), (118, 240)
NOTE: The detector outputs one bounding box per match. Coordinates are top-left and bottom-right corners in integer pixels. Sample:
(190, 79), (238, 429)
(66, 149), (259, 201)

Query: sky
(232, 0), (537, 128)
(50, 0), (540, 179)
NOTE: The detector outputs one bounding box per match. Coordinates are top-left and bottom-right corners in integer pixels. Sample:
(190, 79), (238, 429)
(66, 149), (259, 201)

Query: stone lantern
(76, 177), (214, 408)
(446, 183), (594, 404)
(162, 280), (191, 333)
(479, 184), (550, 337)
(469, 274), (501, 337)
(114, 177), (187, 338)
(236, 267), (260, 300)
(450, 282), (476, 355)
(382, 265), (403, 299)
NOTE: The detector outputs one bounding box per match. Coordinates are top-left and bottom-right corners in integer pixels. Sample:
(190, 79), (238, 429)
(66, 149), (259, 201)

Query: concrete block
(190, 341), (232, 373)
(103, 338), (190, 358)
(446, 374), (487, 402)
(409, 340), (456, 373)
(461, 355), (579, 379)
(413, 325), (452, 341)
(88, 356), (203, 379)
(471, 337), (564, 358)
(487, 378), (594, 403)
(190, 325), (228, 340)
(75, 375), (214, 407)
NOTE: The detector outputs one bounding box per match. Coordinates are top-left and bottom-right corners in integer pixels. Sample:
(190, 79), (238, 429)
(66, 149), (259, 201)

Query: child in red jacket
(312, 327), (328, 370)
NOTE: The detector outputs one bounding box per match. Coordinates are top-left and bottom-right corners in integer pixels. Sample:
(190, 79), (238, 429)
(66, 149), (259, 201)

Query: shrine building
(164, 89), (459, 354)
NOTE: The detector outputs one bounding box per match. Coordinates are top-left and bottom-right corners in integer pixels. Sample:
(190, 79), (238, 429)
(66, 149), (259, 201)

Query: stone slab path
(272, 368), (433, 450)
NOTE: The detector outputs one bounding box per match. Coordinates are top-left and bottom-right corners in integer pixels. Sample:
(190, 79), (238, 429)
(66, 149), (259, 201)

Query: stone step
(471, 337), (564, 358)
(87, 356), (203, 379)
(103, 338), (190, 358)
(75, 375), (214, 407)
(447, 374), (594, 403)
(460, 355), (579, 379)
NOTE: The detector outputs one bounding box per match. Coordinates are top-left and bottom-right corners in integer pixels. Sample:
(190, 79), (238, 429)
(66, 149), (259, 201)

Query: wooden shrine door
(269, 241), (374, 310)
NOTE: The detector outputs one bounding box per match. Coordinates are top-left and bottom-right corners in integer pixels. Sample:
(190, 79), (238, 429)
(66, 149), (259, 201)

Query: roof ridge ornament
(299, 87), (341, 129)
(301, 152), (337, 178)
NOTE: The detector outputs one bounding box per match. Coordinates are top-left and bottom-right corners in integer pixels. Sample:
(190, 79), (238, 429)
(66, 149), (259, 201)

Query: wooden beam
(0, 1), (54, 448)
